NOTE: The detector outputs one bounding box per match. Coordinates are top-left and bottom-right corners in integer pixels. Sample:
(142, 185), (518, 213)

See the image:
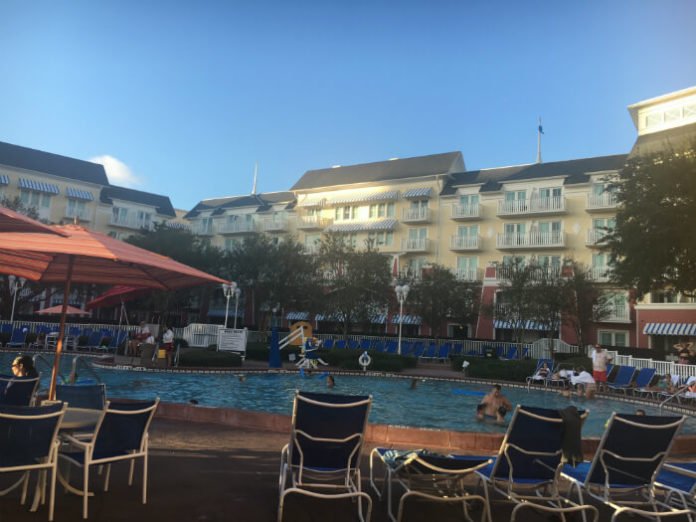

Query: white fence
(599, 349), (696, 380)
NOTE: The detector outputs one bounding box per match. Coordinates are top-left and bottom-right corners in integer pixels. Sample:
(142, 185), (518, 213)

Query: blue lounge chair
(6, 326), (29, 348)
(369, 448), (491, 522)
(334, 339), (347, 350)
(385, 340), (398, 354)
(348, 339), (360, 350)
(372, 340), (385, 353)
(0, 375), (40, 406)
(495, 344), (506, 358)
(359, 339), (372, 351)
(0, 402), (67, 521)
(422, 343), (437, 359)
(452, 343), (463, 356)
(59, 399), (159, 519)
(322, 338), (334, 349)
(502, 346), (518, 360)
(606, 366), (637, 393)
(477, 405), (587, 510)
(278, 391), (373, 522)
(437, 343), (451, 361)
(657, 462), (696, 512)
(562, 413), (688, 522)
(627, 367), (658, 396)
(399, 341), (413, 356)
(410, 341), (425, 358)
(525, 358), (553, 389)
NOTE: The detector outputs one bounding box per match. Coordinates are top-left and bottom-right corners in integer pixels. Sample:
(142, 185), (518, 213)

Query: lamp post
(395, 284), (410, 356)
(8, 275), (27, 324)
(222, 282), (237, 329)
(232, 287), (241, 329)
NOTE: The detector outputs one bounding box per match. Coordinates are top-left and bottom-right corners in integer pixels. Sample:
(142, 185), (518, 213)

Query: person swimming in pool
(476, 384), (512, 424)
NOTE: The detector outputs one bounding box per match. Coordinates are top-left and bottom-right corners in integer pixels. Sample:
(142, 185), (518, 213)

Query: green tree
(317, 234), (391, 337)
(125, 224), (225, 324)
(1, 195), (41, 220)
(409, 264), (480, 339)
(605, 148), (696, 297)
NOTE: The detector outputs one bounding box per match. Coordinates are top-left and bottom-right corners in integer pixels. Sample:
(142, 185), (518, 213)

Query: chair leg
(83, 464), (90, 519)
(49, 466), (57, 522)
(142, 455), (148, 504)
(128, 459), (135, 486)
(104, 464), (111, 491)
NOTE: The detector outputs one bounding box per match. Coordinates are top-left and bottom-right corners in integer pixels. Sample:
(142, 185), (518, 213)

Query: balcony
(450, 235), (481, 251)
(297, 216), (331, 230)
(451, 203), (481, 220)
(456, 268), (481, 282)
(65, 207), (91, 221)
(597, 306), (630, 323)
(586, 193), (618, 211)
(496, 266), (561, 282)
(402, 208), (431, 223)
(261, 219), (288, 233)
(496, 232), (565, 249)
(586, 229), (611, 246)
(589, 266), (612, 282)
(218, 221), (256, 234)
(192, 224), (215, 236)
(109, 215), (154, 231)
(497, 196), (566, 217)
(401, 238), (430, 253)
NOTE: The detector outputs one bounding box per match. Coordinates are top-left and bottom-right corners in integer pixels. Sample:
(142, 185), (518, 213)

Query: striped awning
(371, 314), (387, 324)
(18, 178), (60, 194)
(286, 311), (309, 321)
(494, 319), (551, 331)
(402, 187), (432, 199)
(328, 191), (399, 206)
(316, 313), (346, 322)
(326, 219), (398, 233)
(643, 323), (696, 336)
(0, 175), (9, 185)
(297, 197), (325, 208)
(391, 314), (422, 325)
(65, 187), (94, 201)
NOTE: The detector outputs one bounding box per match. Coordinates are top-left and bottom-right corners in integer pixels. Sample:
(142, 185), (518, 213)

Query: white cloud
(89, 155), (142, 187)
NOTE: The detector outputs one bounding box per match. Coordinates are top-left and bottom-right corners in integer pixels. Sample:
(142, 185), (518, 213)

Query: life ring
(358, 351), (372, 369)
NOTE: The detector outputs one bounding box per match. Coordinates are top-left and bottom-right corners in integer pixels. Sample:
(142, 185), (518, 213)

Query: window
(408, 228), (427, 241)
(505, 190), (526, 202)
(457, 224), (479, 237)
(537, 187), (562, 209)
(459, 194), (479, 207)
(592, 217), (616, 231)
(201, 217), (213, 234)
(504, 222), (526, 239)
(645, 112), (662, 128)
(368, 230), (393, 246)
(368, 202), (394, 218)
(536, 255), (561, 270)
(537, 220), (562, 239)
(457, 256), (478, 280)
(67, 199), (86, 217)
(20, 189), (51, 209)
(598, 330), (627, 347)
(592, 253), (609, 269)
(335, 206), (357, 221)
(224, 238), (240, 251)
(408, 257), (428, 279)
(112, 207), (128, 222)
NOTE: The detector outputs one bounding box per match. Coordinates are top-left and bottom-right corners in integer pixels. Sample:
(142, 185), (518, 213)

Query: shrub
(173, 338), (189, 348)
(77, 335), (89, 347)
(179, 349), (242, 368)
(0, 332), (9, 346)
(25, 332), (37, 345)
(322, 349), (416, 372)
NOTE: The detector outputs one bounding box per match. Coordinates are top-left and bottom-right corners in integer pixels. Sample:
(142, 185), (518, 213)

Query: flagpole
(537, 117), (543, 164)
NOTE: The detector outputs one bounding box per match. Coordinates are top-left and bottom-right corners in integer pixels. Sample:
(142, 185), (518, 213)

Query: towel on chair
(558, 406), (583, 467)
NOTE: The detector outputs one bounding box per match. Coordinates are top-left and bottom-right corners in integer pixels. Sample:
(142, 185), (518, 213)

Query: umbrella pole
(48, 255), (74, 400)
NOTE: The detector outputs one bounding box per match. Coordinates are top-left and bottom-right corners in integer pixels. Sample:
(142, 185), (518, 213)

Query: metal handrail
(658, 385), (690, 410)
(279, 328), (305, 351)
(32, 354), (70, 385)
(69, 356), (102, 384)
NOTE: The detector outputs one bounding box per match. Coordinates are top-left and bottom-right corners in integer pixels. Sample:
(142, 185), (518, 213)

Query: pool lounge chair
(476, 405), (587, 511)
(0, 402), (67, 521)
(278, 391), (373, 522)
(0, 375), (41, 406)
(368, 448), (491, 522)
(525, 358), (554, 389)
(628, 367), (658, 396)
(6, 326), (29, 348)
(410, 341), (425, 358)
(437, 342), (452, 361)
(657, 462), (696, 512)
(561, 412), (689, 522)
(55, 384), (106, 410)
(606, 366), (637, 393)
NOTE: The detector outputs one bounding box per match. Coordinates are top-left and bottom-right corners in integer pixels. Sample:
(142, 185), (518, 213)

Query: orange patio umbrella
(36, 304), (90, 316)
(0, 224), (228, 399)
(0, 205), (67, 235)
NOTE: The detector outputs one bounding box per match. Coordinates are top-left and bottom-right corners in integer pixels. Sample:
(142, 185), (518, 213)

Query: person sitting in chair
(128, 321), (150, 356)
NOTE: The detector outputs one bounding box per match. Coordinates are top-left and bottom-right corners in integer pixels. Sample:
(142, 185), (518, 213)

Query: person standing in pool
(476, 384), (512, 423)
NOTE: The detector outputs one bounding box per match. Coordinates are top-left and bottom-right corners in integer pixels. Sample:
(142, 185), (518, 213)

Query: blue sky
(1, 1), (695, 210)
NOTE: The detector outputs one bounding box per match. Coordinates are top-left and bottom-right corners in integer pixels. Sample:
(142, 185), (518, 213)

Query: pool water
(12, 353), (696, 436)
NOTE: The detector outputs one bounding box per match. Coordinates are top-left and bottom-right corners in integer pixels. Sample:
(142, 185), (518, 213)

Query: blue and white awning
(643, 323), (696, 336)
(65, 187), (94, 201)
(0, 175), (9, 185)
(316, 313), (346, 322)
(286, 311), (309, 321)
(371, 314), (387, 324)
(326, 219), (398, 233)
(402, 187), (432, 199)
(494, 319), (552, 331)
(328, 191), (399, 206)
(18, 178), (60, 194)
(391, 314), (422, 325)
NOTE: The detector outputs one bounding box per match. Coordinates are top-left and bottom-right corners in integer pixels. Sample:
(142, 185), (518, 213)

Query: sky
(1, 1), (695, 210)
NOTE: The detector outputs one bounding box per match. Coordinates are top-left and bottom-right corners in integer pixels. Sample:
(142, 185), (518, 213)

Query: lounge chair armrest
(511, 502), (599, 522)
(61, 433), (92, 448)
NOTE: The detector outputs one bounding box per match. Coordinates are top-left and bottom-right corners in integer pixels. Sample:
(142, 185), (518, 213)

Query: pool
(11, 353), (696, 436)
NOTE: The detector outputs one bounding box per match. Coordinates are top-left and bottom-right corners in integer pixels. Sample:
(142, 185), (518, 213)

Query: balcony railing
(587, 193), (618, 210)
(297, 216), (331, 230)
(402, 208), (431, 223)
(497, 196), (566, 216)
(109, 215), (154, 230)
(261, 219), (288, 232)
(192, 224), (215, 236)
(597, 306), (630, 322)
(586, 229), (611, 246)
(65, 207), (91, 221)
(402, 238), (430, 252)
(450, 235), (480, 250)
(589, 266), (611, 282)
(218, 221), (256, 234)
(451, 203), (480, 220)
(496, 232), (565, 249)
(496, 266), (562, 281)
(456, 268), (481, 282)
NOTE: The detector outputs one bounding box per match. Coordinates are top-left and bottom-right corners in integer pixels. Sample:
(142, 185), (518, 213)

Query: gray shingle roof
(629, 122), (696, 158)
(100, 186), (176, 217)
(0, 140), (109, 186)
(185, 192), (295, 218)
(291, 151), (464, 191)
(441, 154), (628, 195)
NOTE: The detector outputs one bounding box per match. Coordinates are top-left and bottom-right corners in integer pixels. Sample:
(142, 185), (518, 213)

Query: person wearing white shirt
(161, 325), (174, 366)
